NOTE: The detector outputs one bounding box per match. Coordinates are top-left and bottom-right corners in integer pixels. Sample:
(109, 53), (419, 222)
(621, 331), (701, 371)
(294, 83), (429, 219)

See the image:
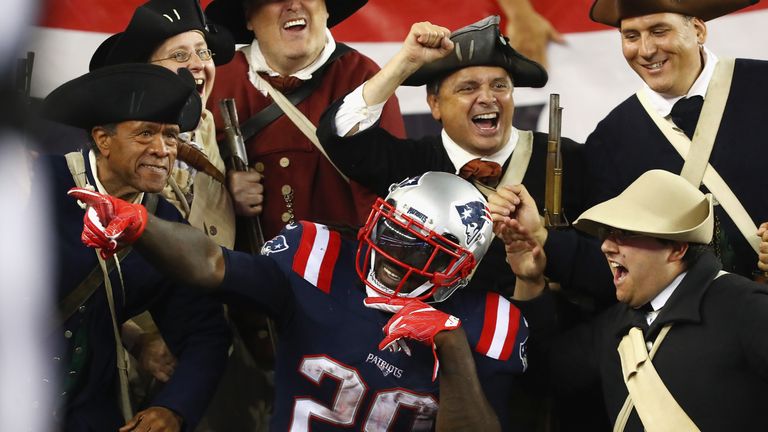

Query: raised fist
(68, 187), (148, 259)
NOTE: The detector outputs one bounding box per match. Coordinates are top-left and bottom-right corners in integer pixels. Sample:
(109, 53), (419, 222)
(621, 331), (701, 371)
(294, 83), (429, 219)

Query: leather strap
(614, 271), (728, 431)
(97, 251), (134, 422)
(59, 151), (160, 323)
(473, 130), (534, 198)
(166, 175), (191, 218)
(57, 247), (132, 327)
(679, 59), (734, 185)
(614, 325), (700, 432)
(239, 43), (352, 142)
(635, 59), (760, 254)
(254, 66), (350, 183)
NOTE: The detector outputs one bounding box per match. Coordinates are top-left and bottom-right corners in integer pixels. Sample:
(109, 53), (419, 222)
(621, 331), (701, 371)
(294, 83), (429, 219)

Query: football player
(69, 172), (529, 431)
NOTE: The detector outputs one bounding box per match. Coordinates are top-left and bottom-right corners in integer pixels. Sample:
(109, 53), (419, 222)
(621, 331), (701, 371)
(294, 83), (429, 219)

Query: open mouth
(283, 18), (307, 32)
(643, 60), (666, 71)
(610, 261), (628, 284)
(194, 78), (205, 95)
(472, 112), (499, 131)
(380, 263), (404, 284)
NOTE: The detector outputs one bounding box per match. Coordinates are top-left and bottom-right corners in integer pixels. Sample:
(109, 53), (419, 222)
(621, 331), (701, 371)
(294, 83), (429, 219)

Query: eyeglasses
(151, 48), (214, 64)
(596, 226), (645, 244)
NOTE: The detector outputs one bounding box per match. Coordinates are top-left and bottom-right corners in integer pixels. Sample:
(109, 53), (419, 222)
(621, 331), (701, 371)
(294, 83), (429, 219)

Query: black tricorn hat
(41, 63), (202, 132)
(590, 0), (759, 27)
(402, 16), (548, 88)
(205, 0), (368, 44)
(89, 0), (235, 70)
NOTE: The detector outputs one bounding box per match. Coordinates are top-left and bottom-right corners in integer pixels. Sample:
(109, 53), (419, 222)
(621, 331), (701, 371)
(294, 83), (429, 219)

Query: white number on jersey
(290, 355), (438, 431)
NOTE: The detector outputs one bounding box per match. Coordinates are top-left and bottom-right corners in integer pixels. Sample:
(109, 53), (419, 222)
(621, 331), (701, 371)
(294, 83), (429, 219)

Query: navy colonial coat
(547, 58), (768, 295)
(317, 99), (587, 295)
(518, 252), (768, 431)
(544, 59), (768, 306)
(41, 152), (230, 431)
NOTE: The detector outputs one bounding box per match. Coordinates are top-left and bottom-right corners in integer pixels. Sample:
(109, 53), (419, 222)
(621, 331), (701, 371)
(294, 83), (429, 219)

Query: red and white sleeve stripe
(291, 222), (342, 294)
(475, 292), (521, 361)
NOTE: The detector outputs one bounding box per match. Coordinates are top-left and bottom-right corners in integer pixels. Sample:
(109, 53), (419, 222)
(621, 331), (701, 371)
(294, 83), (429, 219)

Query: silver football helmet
(357, 172), (494, 302)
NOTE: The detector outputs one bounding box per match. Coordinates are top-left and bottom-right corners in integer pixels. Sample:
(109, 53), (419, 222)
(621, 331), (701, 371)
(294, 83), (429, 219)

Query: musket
(543, 94), (569, 228)
(219, 98), (279, 365)
(219, 98), (266, 253)
(16, 51), (34, 99)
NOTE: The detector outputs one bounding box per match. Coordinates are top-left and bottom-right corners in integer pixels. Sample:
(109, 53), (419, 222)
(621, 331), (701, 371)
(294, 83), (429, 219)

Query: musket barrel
(544, 94), (568, 228)
(218, 98), (266, 251)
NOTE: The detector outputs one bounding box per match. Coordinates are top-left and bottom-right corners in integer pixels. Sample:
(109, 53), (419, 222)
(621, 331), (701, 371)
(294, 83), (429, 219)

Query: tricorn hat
(89, 0), (235, 70)
(590, 0), (759, 27)
(574, 170), (713, 244)
(205, 0), (368, 45)
(41, 63), (202, 132)
(403, 16), (547, 88)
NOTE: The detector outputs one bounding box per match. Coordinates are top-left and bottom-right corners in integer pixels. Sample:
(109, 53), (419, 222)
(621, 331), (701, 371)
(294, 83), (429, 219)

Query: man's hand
(364, 297), (461, 380)
(488, 184), (546, 246)
(488, 185), (547, 299)
(500, 0), (565, 69)
(758, 222), (768, 273)
(135, 332), (177, 383)
(119, 406), (182, 432)
(227, 169), (264, 217)
(362, 21), (454, 106)
(400, 21), (455, 71)
(67, 187), (148, 259)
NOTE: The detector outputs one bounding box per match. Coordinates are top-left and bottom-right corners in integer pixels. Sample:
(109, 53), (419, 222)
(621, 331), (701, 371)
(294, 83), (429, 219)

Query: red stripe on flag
(315, 229), (341, 294)
(292, 221), (316, 278)
(37, 0), (768, 37)
(476, 292), (499, 355)
(498, 305), (521, 361)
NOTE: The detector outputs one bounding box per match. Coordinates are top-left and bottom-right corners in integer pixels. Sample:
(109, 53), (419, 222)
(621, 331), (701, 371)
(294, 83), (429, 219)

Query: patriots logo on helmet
(389, 174), (423, 193)
(261, 235), (289, 255)
(406, 206), (428, 224)
(454, 201), (491, 246)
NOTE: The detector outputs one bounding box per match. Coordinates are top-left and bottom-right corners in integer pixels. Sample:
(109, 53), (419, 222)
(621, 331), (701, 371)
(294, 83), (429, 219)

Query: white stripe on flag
(303, 224), (329, 286)
(486, 299), (510, 359)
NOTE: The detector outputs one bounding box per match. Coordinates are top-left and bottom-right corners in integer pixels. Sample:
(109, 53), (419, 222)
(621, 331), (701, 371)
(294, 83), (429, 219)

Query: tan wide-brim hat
(574, 170), (713, 244)
(590, 0), (759, 27)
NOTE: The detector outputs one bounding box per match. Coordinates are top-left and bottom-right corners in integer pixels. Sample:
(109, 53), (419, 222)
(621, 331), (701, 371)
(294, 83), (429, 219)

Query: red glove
(67, 187), (148, 259)
(364, 297), (461, 381)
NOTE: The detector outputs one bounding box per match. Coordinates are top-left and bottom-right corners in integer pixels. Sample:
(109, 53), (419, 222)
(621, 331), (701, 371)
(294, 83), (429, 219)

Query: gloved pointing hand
(67, 187), (148, 259)
(364, 297), (461, 381)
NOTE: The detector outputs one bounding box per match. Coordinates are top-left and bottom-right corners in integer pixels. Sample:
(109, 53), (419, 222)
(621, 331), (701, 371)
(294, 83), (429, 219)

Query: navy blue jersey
(222, 221), (529, 431)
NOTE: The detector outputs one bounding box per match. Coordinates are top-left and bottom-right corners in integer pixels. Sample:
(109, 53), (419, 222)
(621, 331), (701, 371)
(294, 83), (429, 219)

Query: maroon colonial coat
(209, 49), (405, 239)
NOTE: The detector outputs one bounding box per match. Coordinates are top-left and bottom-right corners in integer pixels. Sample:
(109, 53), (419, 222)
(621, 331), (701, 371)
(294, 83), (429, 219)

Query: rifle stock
(219, 98), (266, 253)
(544, 94), (568, 228)
(219, 98), (278, 365)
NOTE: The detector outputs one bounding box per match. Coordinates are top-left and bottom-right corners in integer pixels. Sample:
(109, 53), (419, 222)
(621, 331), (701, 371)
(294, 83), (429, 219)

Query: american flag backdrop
(25, 0), (768, 141)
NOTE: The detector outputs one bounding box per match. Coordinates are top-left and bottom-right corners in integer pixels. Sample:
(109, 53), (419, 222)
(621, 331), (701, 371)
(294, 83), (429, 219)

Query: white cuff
(334, 82), (386, 136)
